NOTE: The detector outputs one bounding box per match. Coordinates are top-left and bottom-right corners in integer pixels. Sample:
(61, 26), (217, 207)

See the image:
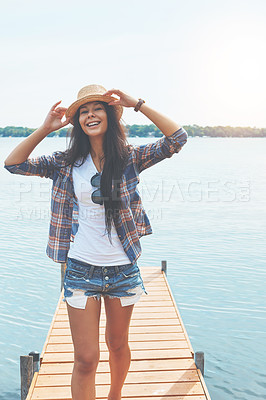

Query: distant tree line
(183, 125), (266, 137)
(0, 124), (266, 138)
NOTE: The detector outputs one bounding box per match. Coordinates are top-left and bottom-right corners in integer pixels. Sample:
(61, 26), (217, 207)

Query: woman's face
(78, 101), (108, 138)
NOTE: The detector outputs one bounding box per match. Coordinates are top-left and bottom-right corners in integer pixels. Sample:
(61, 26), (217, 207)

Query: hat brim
(65, 95), (123, 125)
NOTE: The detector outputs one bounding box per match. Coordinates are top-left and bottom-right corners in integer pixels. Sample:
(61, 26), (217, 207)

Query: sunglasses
(90, 172), (104, 205)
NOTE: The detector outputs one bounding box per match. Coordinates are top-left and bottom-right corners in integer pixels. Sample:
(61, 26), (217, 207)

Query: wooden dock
(25, 265), (211, 399)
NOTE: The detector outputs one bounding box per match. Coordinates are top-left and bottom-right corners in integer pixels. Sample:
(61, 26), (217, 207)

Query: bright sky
(1, 0), (265, 128)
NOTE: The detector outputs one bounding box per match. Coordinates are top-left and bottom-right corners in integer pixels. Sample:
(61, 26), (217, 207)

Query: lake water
(0, 136), (266, 400)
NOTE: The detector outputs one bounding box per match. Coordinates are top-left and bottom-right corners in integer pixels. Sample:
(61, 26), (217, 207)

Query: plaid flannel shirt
(4, 127), (188, 265)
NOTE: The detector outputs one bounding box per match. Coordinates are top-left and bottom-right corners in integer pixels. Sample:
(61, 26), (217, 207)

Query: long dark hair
(62, 102), (130, 243)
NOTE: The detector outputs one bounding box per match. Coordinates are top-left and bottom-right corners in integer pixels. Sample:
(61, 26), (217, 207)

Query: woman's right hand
(42, 101), (70, 133)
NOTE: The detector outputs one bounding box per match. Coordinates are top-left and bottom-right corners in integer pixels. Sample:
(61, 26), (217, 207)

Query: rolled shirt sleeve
(4, 151), (65, 180)
(133, 127), (188, 173)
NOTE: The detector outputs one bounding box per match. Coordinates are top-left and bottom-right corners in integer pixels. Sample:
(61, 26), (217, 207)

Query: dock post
(29, 351), (40, 373)
(195, 351), (204, 376)
(161, 260), (167, 275)
(20, 355), (33, 400)
(61, 263), (66, 291)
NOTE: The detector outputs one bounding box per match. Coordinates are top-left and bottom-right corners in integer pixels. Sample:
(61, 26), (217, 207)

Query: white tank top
(67, 153), (131, 266)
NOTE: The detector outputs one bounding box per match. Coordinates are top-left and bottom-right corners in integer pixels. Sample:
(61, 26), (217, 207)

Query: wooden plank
(26, 371), (38, 400)
(32, 393), (206, 400)
(39, 358), (197, 375)
(57, 308), (178, 316)
(48, 332), (187, 343)
(51, 324), (184, 336)
(137, 276), (167, 282)
(101, 398), (207, 400)
(31, 382), (205, 399)
(197, 369), (212, 400)
(36, 369), (200, 386)
(42, 348), (193, 363)
(133, 290), (170, 294)
(59, 304), (176, 313)
(53, 318), (180, 328)
(45, 340), (189, 353)
(106, 397), (207, 400)
(55, 312), (178, 321)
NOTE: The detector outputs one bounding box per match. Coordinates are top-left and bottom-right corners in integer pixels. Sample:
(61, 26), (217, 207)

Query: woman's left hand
(103, 89), (138, 108)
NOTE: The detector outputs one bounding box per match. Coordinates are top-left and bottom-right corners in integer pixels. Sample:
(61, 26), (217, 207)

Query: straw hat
(65, 84), (123, 125)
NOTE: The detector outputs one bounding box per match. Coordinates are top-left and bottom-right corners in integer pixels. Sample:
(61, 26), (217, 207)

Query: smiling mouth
(86, 121), (101, 128)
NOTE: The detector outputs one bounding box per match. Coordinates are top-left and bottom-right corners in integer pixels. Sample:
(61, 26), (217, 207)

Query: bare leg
(104, 297), (134, 400)
(66, 297), (101, 400)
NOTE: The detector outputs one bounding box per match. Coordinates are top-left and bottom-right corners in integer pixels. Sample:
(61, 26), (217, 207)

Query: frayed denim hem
(63, 283), (148, 309)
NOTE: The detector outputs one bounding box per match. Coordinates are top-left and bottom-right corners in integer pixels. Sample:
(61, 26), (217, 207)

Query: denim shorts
(63, 257), (148, 309)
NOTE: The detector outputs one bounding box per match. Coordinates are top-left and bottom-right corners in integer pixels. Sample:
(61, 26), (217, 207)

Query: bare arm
(135, 103), (181, 136)
(5, 126), (52, 166)
(104, 89), (181, 136)
(4, 101), (70, 166)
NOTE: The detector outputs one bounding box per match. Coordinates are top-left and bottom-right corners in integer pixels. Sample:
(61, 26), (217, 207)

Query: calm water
(0, 136), (266, 400)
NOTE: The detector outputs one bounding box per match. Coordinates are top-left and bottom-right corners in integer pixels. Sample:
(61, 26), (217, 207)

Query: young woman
(4, 84), (188, 400)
